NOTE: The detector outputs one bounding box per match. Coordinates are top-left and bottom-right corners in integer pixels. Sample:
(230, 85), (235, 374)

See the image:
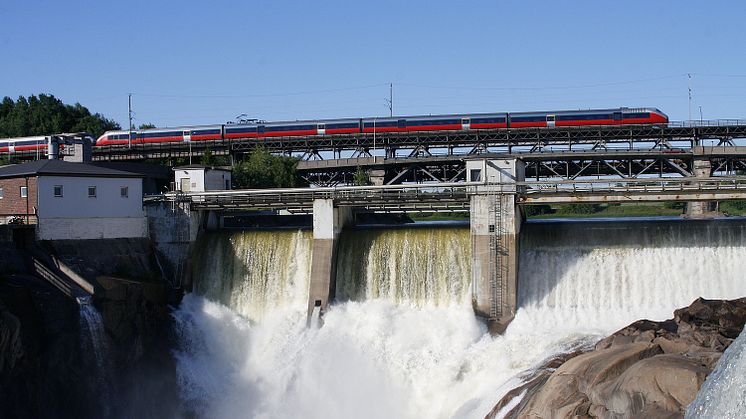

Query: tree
(232, 147), (303, 189)
(353, 166), (369, 186)
(0, 94), (120, 138)
(138, 123), (156, 129)
(200, 147), (229, 166)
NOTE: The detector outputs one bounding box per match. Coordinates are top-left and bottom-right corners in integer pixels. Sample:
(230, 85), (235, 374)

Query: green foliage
(138, 123), (156, 129)
(557, 203), (600, 214)
(232, 147), (303, 189)
(200, 148), (229, 167)
(0, 94), (119, 138)
(720, 200), (746, 214)
(523, 204), (553, 217)
(662, 201), (686, 210)
(353, 166), (369, 186)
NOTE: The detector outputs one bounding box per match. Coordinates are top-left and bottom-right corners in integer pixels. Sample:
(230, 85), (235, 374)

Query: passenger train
(0, 107), (668, 152)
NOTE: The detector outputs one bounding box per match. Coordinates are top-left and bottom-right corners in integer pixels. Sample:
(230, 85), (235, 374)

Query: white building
(173, 165), (232, 192)
(0, 160), (147, 240)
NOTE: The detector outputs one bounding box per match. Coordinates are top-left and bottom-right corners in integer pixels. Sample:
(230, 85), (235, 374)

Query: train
(1, 107), (668, 152)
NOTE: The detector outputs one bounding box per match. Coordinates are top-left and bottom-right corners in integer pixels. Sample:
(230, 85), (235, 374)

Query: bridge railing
(519, 177), (746, 196)
(148, 176), (746, 210)
(669, 119), (746, 128)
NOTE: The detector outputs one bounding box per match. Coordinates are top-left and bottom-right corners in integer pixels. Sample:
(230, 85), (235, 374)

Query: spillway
(178, 220), (746, 418)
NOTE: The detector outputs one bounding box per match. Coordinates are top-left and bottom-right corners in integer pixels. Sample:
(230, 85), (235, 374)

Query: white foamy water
(175, 225), (746, 418)
(78, 297), (113, 417)
(686, 325), (746, 418)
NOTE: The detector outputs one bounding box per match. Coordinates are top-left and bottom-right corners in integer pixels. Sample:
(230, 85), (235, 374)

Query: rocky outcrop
(0, 274), (88, 419)
(496, 298), (746, 419)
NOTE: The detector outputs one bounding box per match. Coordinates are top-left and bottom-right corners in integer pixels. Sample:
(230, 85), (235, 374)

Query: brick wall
(0, 176), (38, 217)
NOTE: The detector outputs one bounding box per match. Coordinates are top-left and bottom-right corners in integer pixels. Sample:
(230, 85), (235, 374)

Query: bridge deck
(149, 177), (746, 213)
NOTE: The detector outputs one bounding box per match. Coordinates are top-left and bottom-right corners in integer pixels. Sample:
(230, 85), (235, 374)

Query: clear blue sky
(2, 0), (746, 128)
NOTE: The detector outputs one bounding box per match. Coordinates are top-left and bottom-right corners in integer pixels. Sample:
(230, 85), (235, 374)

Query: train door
(317, 123), (326, 135)
(546, 115), (556, 128)
(461, 118), (471, 130)
(183, 130), (192, 142)
(7, 142), (14, 152)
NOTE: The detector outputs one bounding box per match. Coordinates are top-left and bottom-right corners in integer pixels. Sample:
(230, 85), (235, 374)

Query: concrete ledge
(37, 217), (148, 240)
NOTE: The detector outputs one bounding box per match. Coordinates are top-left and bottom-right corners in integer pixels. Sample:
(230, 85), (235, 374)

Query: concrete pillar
(686, 159), (717, 217)
(368, 168), (387, 186)
(468, 158), (525, 334)
(307, 199), (352, 324)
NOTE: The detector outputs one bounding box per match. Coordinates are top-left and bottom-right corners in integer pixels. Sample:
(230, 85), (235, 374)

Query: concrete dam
(176, 219), (746, 419)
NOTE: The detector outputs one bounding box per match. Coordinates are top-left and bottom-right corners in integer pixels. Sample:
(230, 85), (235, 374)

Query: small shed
(173, 165), (232, 192)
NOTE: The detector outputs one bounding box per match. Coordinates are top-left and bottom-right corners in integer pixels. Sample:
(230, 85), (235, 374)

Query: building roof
(0, 159), (145, 179)
(173, 164), (232, 172)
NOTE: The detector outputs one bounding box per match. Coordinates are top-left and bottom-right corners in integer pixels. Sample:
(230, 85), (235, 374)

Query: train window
(613, 112), (623, 121)
(462, 118), (470, 124)
(546, 115), (555, 122)
(398, 119), (406, 128)
(258, 126), (265, 134)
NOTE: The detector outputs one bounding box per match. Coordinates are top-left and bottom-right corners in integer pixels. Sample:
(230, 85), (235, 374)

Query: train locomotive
(93, 107), (668, 147)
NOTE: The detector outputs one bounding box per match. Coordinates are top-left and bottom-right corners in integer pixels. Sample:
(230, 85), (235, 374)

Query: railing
(668, 119), (746, 128)
(148, 177), (746, 210)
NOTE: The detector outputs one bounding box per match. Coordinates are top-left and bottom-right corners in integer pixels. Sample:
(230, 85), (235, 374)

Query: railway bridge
(147, 155), (746, 333)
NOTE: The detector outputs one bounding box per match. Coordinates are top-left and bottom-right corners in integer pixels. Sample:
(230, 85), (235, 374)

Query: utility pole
(390, 83), (393, 117)
(128, 93), (133, 149)
(385, 83), (393, 117)
(687, 74), (692, 122)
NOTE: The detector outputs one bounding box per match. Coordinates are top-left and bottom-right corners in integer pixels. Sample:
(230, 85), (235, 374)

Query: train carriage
(93, 107), (669, 147)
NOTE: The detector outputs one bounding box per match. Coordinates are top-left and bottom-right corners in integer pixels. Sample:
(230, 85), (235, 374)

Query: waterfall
(335, 227), (471, 305)
(77, 296), (113, 417)
(191, 230), (312, 321)
(686, 324), (746, 417)
(177, 221), (746, 419)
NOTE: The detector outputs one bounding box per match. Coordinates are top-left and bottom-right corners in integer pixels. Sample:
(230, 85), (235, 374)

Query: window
(53, 185), (63, 197)
(21, 186), (28, 198)
(470, 169), (482, 182)
(0, 187), (3, 199)
(120, 186), (128, 198)
(88, 186), (97, 198)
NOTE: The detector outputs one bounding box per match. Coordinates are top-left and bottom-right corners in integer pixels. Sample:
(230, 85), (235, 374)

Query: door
(462, 118), (471, 130)
(180, 178), (191, 192)
(8, 142), (14, 152)
(183, 130), (191, 142)
(317, 123), (326, 135)
(546, 115), (556, 127)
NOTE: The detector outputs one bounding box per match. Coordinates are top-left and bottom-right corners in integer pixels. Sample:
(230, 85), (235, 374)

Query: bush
(557, 204), (599, 214)
(663, 201), (686, 210)
(523, 205), (553, 217)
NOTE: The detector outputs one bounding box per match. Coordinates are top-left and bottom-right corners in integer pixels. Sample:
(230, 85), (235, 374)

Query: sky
(2, 0), (746, 128)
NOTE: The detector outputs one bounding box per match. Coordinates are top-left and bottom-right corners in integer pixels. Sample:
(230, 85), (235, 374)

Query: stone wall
(37, 217), (148, 240)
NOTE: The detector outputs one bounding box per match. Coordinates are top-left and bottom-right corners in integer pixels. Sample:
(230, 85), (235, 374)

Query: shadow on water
(517, 218), (746, 309)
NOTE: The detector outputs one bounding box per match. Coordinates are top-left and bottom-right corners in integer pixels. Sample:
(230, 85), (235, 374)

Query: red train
(0, 107), (668, 151)
(94, 107), (668, 146)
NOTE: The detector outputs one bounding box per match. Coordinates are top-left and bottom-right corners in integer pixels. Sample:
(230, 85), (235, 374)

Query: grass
(529, 203), (684, 219)
(408, 212), (470, 222)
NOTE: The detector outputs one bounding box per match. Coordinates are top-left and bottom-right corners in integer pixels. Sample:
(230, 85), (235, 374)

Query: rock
(495, 297), (746, 419)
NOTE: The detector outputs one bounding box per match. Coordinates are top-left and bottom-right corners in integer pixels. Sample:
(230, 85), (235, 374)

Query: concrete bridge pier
(686, 159), (717, 217)
(467, 158), (525, 334)
(307, 199), (352, 325)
